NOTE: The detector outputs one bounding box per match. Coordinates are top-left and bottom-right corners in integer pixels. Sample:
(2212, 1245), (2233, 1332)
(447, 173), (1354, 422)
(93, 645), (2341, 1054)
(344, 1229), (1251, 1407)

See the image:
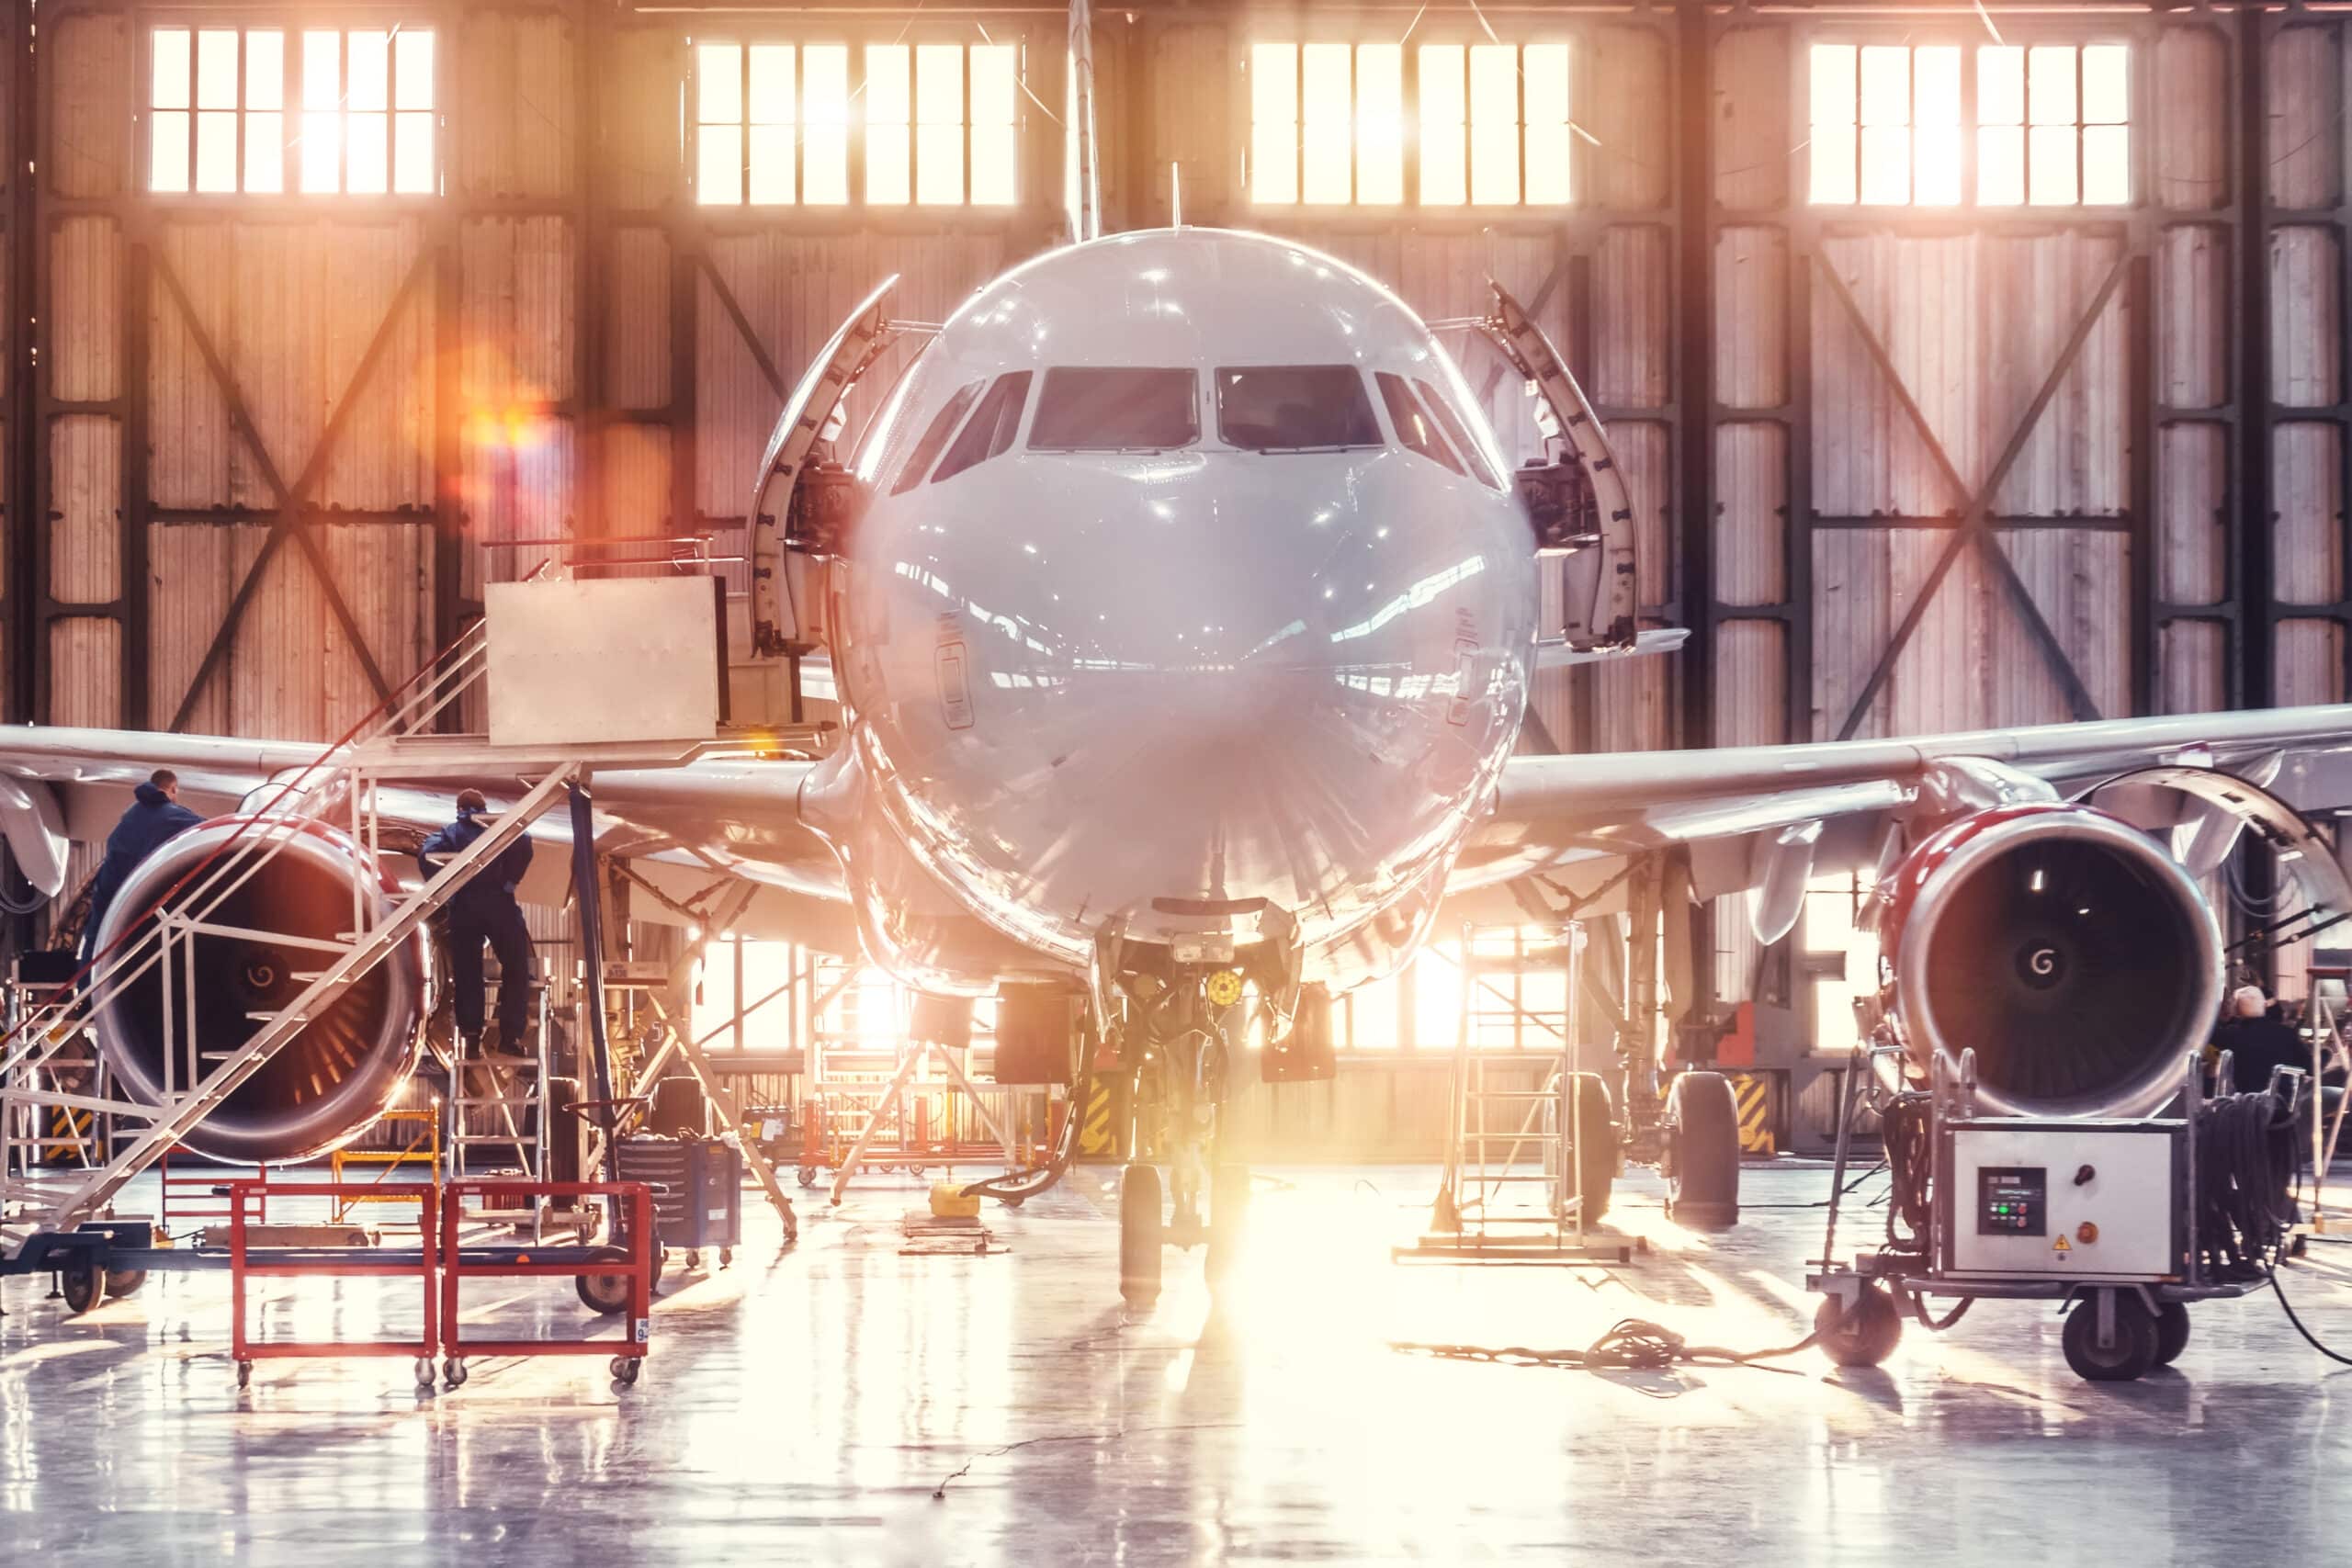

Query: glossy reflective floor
(6, 1161), (2352, 1565)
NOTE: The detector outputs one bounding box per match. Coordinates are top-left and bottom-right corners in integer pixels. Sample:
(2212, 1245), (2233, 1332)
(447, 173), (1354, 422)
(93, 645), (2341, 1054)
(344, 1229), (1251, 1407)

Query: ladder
(0, 761), (581, 1248)
(442, 981), (564, 1235)
(1412, 921), (1629, 1262)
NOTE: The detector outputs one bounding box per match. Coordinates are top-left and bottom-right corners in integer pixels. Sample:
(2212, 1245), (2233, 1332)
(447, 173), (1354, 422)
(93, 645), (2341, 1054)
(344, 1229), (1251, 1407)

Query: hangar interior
(5, 1), (2352, 1562)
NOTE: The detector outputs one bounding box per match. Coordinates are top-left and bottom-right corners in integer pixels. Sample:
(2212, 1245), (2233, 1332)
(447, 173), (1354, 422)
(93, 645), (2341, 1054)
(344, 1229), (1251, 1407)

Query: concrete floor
(5, 1161), (2352, 1565)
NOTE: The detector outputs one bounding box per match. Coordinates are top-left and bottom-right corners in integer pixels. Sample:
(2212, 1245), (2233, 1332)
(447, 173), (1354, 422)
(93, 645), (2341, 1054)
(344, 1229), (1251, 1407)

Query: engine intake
(89, 817), (430, 1164)
(1877, 803), (2222, 1120)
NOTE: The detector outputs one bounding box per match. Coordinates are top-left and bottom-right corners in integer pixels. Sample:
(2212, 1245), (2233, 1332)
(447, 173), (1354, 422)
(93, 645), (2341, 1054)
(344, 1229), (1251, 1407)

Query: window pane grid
(1251, 39), (1571, 208)
(695, 39), (1019, 209)
(1813, 39), (2128, 208)
(151, 25), (432, 197)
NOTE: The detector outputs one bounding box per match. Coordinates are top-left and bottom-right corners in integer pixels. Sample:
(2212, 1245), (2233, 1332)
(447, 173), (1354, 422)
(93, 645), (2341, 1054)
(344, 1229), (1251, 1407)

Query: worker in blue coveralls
(80, 769), (202, 964)
(418, 788), (537, 1063)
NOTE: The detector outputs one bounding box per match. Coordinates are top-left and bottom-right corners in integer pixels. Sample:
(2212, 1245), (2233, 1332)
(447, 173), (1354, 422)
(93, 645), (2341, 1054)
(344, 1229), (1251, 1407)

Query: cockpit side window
(1215, 366), (1381, 453)
(1414, 378), (1503, 490)
(1029, 367), (1199, 452)
(932, 371), (1033, 483)
(1374, 372), (1467, 478)
(888, 380), (984, 495)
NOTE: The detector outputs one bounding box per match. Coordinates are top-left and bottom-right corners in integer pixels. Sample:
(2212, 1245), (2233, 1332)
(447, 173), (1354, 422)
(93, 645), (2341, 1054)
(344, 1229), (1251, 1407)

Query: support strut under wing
(1464, 281), (1641, 652)
(746, 275), (918, 656)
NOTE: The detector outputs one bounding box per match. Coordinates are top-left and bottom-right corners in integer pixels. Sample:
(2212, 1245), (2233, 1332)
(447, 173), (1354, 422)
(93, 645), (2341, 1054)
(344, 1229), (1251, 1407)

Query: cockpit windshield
(1216, 366), (1381, 453)
(1029, 367), (1199, 452)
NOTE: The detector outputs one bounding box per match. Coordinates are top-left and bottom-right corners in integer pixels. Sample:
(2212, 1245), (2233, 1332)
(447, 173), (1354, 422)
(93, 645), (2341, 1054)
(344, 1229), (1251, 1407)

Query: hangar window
(1216, 367), (1381, 452)
(1249, 41), (1569, 207)
(1808, 41), (2129, 207)
(149, 26), (435, 196)
(695, 41), (1019, 208)
(1030, 368), (1200, 453)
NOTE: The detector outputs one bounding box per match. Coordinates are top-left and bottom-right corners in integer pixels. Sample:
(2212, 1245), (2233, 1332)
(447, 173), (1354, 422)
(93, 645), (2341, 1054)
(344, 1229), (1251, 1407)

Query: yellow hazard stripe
(1728, 1073), (1774, 1156)
(1077, 1078), (1115, 1156)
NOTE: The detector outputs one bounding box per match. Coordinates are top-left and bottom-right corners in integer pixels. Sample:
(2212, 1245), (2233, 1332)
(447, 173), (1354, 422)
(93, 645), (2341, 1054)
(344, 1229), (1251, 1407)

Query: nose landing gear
(1109, 966), (1254, 1307)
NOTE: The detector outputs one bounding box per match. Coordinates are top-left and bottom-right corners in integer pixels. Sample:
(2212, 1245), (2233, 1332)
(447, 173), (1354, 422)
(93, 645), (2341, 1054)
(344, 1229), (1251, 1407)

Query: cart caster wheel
(235, 1360), (254, 1390)
(2154, 1302), (2190, 1367)
(718, 1247), (732, 1268)
(609, 1356), (640, 1386)
(2064, 1293), (2159, 1382)
(576, 1248), (634, 1315)
(59, 1261), (106, 1315)
(1815, 1286), (1903, 1368)
(413, 1357), (436, 1392)
(684, 1248), (701, 1270)
(797, 1167), (818, 1189)
(443, 1359), (469, 1389)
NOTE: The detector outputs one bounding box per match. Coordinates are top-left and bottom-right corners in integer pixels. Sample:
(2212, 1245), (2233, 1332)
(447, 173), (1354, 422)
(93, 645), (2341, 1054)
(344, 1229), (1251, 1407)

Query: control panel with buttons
(1977, 1167), (2047, 1236)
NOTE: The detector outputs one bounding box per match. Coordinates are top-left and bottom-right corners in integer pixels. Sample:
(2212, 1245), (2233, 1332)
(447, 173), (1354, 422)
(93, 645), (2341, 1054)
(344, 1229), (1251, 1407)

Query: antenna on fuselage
(1170, 162), (1182, 228)
(1067, 0), (1102, 243)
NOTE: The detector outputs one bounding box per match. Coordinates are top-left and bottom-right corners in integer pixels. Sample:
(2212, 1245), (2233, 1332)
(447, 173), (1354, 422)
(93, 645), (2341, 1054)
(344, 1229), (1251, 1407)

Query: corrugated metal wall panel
(1994, 529), (2131, 718)
(1714, 620), (1783, 746)
(458, 11), (579, 201)
(603, 423), (672, 540)
(48, 619), (119, 727)
(1713, 28), (1788, 212)
(50, 217), (120, 404)
(50, 14), (126, 200)
(149, 225), (232, 511)
(2276, 620), (2346, 705)
(2273, 423), (2344, 604)
(2154, 27), (2231, 212)
(1714, 227), (1785, 409)
(2160, 623), (2228, 715)
(1715, 422), (1785, 606)
(2270, 227), (2341, 408)
(1594, 225), (1672, 411)
(601, 29), (684, 213)
(2158, 423), (2228, 605)
(603, 228), (671, 409)
(319, 523), (432, 729)
(149, 523), (235, 736)
(464, 218), (576, 409)
(2269, 27), (2342, 210)
(2157, 225), (2228, 407)
(226, 525), (328, 740)
(1586, 27), (1670, 213)
(1154, 23), (1236, 213)
(47, 416), (119, 605)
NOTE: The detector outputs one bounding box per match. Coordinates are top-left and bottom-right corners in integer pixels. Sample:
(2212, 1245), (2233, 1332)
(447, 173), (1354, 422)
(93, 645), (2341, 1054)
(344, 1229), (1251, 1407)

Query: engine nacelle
(90, 816), (430, 1164)
(1875, 803), (2222, 1120)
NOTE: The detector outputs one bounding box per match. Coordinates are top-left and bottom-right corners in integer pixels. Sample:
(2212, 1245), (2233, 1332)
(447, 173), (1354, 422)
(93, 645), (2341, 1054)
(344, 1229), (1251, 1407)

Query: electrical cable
(1391, 1315), (1819, 1376)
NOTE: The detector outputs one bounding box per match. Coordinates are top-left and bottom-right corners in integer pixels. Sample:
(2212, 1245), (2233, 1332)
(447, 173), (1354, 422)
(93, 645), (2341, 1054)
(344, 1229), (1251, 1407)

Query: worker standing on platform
(79, 769), (203, 964)
(418, 788), (537, 1062)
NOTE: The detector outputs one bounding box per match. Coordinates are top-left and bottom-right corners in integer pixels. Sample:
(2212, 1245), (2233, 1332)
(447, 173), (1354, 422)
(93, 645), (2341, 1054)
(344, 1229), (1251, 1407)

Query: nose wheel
(1119, 1164), (1162, 1305)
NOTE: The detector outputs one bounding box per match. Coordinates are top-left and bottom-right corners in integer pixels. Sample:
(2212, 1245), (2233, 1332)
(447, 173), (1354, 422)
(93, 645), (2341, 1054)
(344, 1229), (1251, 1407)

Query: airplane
(6, 6), (2352, 1307)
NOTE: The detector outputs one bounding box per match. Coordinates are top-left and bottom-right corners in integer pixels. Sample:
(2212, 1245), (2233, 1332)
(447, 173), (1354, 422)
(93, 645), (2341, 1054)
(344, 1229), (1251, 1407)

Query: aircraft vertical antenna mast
(1068, 0), (1102, 243)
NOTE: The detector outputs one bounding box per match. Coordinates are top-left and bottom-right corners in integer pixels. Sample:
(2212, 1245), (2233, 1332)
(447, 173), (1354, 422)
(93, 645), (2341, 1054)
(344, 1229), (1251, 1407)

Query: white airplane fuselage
(808, 229), (1539, 991)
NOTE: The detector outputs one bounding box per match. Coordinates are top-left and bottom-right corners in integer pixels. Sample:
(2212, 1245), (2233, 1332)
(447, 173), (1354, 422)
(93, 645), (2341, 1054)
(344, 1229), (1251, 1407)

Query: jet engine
(88, 817), (431, 1164)
(1875, 802), (2222, 1121)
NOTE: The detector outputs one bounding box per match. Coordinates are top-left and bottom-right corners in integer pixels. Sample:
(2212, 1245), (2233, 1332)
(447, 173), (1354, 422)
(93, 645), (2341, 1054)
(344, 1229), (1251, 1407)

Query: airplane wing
(0, 726), (854, 949)
(1463, 703), (2352, 919)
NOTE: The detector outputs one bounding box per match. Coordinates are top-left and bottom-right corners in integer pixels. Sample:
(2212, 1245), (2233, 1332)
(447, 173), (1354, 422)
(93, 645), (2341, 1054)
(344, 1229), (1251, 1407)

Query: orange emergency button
(2075, 1222), (2099, 1246)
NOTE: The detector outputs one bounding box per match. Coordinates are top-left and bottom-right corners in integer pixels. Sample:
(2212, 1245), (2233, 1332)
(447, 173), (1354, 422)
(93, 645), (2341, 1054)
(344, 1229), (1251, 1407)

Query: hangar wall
(0, 4), (2339, 1070)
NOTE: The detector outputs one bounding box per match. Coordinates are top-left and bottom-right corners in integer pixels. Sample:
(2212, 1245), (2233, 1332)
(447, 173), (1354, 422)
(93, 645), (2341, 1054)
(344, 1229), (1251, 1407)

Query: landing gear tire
(2064, 1294), (2160, 1382)
(1119, 1164), (1163, 1307)
(576, 1250), (634, 1315)
(1562, 1072), (1616, 1225)
(1663, 1071), (1742, 1229)
(1204, 1165), (1250, 1284)
(59, 1261), (105, 1315)
(2154, 1301), (2190, 1367)
(1815, 1286), (1903, 1369)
